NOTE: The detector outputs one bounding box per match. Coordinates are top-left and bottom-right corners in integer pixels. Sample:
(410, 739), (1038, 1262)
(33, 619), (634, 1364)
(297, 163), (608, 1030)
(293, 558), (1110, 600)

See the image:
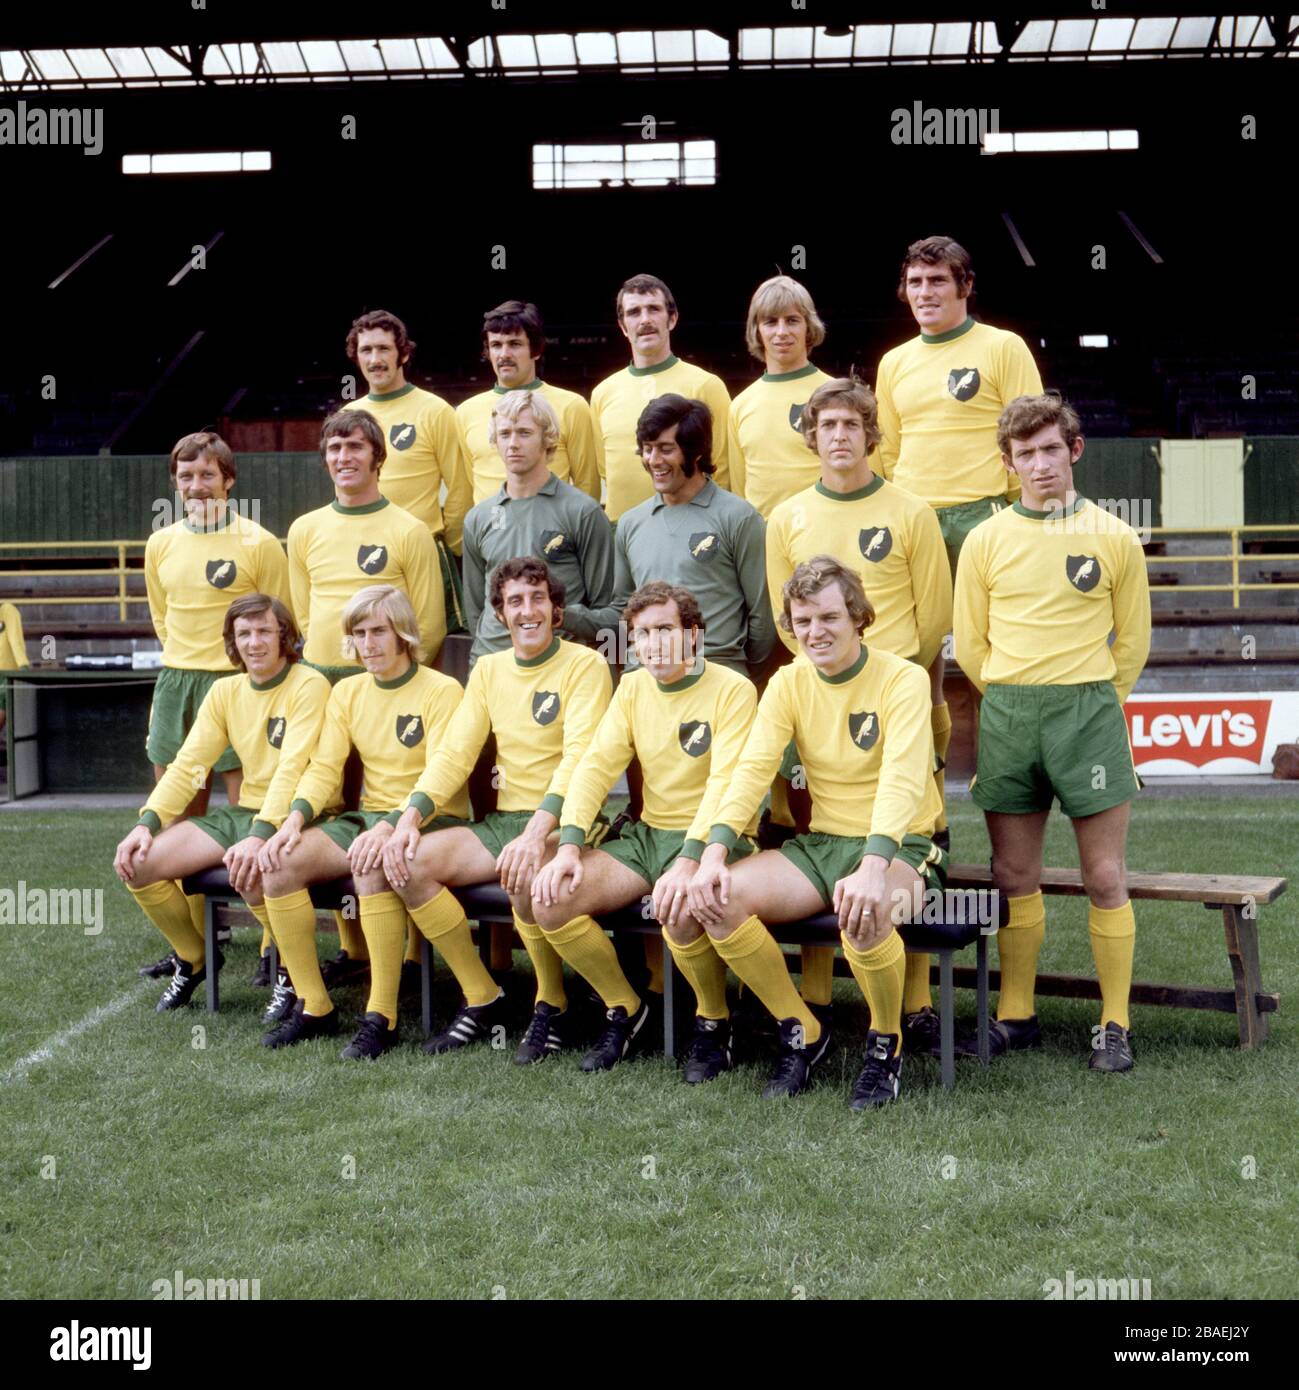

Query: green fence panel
(1244, 437), (1299, 525)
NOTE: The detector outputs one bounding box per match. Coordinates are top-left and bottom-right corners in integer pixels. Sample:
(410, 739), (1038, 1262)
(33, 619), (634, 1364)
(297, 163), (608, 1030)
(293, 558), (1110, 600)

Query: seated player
(685, 557), (946, 1108)
(255, 585), (471, 1055)
(953, 394), (1151, 1072)
(112, 595), (329, 1013)
(529, 580), (759, 1077)
(382, 556), (612, 1053)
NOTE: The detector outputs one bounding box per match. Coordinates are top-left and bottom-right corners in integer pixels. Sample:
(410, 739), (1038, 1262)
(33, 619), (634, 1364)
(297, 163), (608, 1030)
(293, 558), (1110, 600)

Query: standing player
(727, 275), (833, 514)
(255, 585), (470, 1056)
(0, 599), (29, 740)
(382, 557), (612, 1053)
(456, 300), (600, 504)
(288, 408), (445, 984)
(112, 595), (329, 1013)
(529, 580), (759, 1077)
(874, 234), (1044, 1023)
(953, 395), (1150, 1072)
(140, 431), (291, 984)
(685, 558), (945, 1107)
(462, 390), (613, 662)
(590, 274), (733, 520)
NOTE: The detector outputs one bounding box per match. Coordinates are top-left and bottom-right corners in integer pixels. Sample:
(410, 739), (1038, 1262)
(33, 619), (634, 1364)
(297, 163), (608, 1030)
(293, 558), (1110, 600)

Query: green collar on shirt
(330, 496), (391, 516)
(815, 474), (884, 503)
(651, 477), (716, 513)
(249, 663), (292, 692)
(375, 662), (419, 690)
(495, 472), (560, 503)
(628, 355), (679, 378)
(515, 635), (561, 668)
(920, 316), (976, 345)
(182, 507), (236, 534)
(816, 645), (868, 685)
(762, 363), (820, 384)
(493, 379), (543, 394)
(366, 384), (416, 402)
(656, 657), (706, 693)
(1013, 495), (1086, 520)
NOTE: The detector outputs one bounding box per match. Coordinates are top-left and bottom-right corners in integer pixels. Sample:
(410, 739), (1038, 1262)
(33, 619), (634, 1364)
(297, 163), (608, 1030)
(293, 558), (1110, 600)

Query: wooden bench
(180, 870), (995, 1088)
(946, 864), (1285, 1049)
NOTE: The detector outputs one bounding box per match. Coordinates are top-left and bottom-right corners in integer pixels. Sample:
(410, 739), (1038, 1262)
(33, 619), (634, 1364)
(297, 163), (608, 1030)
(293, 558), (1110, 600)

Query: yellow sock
(247, 901), (271, 945)
(184, 890), (206, 944)
(643, 935), (665, 995)
(265, 890), (333, 1016)
(130, 880), (205, 969)
(713, 915), (819, 1043)
(931, 701), (952, 833)
(664, 929), (728, 1019)
(359, 892), (408, 1027)
(903, 952), (934, 1014)
(404, 920), (421, 965)
(1088, 900), (1135, 1030)
(336, 909), (368, 961)
(409, 889), (499, 1007)
(799, 945), (835, 1006)
(842, 930), (905, 1054)
(545, 915), (641, 1014)
(998, 891), (1046, 1021)
(515, 910), (568, 1008)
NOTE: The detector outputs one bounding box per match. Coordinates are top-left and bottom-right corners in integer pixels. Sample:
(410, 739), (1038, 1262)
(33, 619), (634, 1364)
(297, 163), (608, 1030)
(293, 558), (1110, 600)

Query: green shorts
(780, 830), (949, 905)
(934, 495), (1007, 577)
(971, 681), (1140, 818)
(467, 809), (537, 859)
(303, 661), (367, 687)
(601, 821), (755, 885)
(189, 804), (259, 852)
(317, 808), (467, 851)
(147, 667), (240, 773)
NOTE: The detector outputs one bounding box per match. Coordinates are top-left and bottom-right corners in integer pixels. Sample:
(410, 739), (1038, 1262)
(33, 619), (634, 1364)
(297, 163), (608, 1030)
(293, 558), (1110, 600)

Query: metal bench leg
(977, 932), (990, 1065)
(205, 897), (219, 1013)
(421, 935), (434, 1037)
(477, 920), (492, 969)
(662, 941), (678, 1061)
(938, 949), (955, 1089)
(1223, 904), (1270, 1048)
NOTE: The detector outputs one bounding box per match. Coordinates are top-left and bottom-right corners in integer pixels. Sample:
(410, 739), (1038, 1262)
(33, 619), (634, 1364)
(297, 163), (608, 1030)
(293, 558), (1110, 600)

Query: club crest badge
(858, 527), (893, 562)
(205, 558), (237, 588)
(389, 423), (416, 451)
(848, 710), (879, 752)
(947, 367), (980, 401)
(1066, 554), (1101, 592)
(788, 402), (807, 430)
(532, 690), (560, 725)
(689, 532), (719, 562)
(357, 544), (388, 574)
(539, 530), (568, 557)
(266, 716), (286, 749)
(679, 720), (712, 757)
(396, 715), (425, 747)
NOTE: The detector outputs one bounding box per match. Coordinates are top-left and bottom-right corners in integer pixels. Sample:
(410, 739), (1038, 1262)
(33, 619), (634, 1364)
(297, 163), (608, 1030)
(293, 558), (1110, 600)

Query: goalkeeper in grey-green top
(587, 393), (775, 674)
(461, 389), (615, 663)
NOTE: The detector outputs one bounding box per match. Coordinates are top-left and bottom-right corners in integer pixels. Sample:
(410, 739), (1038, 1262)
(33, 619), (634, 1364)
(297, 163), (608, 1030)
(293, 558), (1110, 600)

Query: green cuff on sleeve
(290, 798), (315, 823)
(680, 838), (706, 862)
(409, 792), (436, 822)
(539, 793), (564, 818)
(382, 809), (403, 827)
(558, 825), (586, 848)
(863, 834), (898, 864)
(707, 824), (739, 851)
(250, 819), (276, 841)
(139, 810), (162, 835)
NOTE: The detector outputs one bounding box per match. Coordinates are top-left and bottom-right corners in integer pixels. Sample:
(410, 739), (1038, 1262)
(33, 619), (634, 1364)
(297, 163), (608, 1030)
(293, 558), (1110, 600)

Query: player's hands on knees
(835, 856), (891, 951)
(687, 845), (731, 928)
(382, 811), (423, 888)
(531, 843), (581, 909)
(496, 832), (546, 897)
(225, 836), (265, 896)
(653, 858), (699, 928)
(349, 822), (393, 876)
(113, 825), (153, 883)
(257, 812), (303, 874)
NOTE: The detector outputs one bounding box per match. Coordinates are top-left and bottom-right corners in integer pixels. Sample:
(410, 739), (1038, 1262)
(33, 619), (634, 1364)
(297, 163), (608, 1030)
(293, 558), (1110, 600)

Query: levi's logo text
(1066, 554), (1101, 591)
(396, 715), (425, 747)
(679, 720), (712, 756)
(358, 545), (388, 573)
(532, 691), (560, 725)
(1125, 699), (1269, 768)
(947, 367), (980, 401)
(389, 423), (416, 450)
(848, 711), (880, 751)
(205, 559), (237, 588)
(858, 527), (893, 562)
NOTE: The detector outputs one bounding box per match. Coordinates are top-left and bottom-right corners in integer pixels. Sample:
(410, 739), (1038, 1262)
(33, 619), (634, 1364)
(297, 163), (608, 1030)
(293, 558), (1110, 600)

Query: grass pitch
(1, 799), (1294, 1300)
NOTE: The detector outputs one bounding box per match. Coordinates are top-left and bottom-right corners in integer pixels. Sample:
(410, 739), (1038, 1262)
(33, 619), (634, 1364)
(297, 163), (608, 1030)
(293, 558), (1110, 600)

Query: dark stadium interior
(1, 3), (1296, 456)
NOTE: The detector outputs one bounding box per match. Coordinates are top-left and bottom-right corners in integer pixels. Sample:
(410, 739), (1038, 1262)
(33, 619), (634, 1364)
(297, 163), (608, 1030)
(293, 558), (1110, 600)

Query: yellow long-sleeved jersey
(0, 602), (29, 669)
(286, 662), (470, 824)
(144, 511), (290, 670)
(456, 380), (600, 505)
(727, 364), (833, 516)
(343, 385), (473, 554)
(558, 660), (760, 856)
(403, 637), (612, 823)
(874, 318), (1043, 508)
(707, 645), (940, 862)
(953, 496), (1151, 702)
(590, 355), (733, 520)
(139, 661), (330, 837)
(765, 475), (952, 665)
(287, 497), (445, 669)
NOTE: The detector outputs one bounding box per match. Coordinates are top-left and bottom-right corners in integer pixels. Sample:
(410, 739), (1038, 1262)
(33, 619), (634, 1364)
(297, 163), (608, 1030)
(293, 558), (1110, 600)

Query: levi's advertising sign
(1122, 692), (1297, 775)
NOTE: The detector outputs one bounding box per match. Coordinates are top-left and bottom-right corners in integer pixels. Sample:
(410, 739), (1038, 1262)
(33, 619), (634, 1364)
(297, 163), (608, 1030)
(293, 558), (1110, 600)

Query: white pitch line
(1, 985), (149, 1084)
